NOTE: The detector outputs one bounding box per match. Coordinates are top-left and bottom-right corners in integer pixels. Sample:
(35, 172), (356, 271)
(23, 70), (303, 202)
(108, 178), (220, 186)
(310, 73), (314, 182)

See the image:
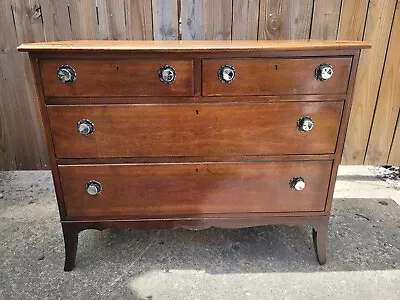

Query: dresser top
(18, 40), (370, 53)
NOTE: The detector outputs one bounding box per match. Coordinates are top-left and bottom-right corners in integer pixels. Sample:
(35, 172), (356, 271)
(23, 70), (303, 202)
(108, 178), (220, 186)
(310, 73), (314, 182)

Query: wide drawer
(48, 102), (343, 158)
(40, 59), (194, 97)
(202, 57), (352, 96)
(59, 160), (332, 218)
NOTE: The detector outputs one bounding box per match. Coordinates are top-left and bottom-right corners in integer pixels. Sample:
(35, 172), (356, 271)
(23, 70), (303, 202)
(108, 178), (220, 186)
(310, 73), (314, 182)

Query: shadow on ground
(0, 171), (399, 299)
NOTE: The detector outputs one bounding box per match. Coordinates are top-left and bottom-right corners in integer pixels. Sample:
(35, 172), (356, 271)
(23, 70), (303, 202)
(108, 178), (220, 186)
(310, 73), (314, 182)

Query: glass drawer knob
(297, 116), (314, 132)
(290, 177), (306, 191)
(159, 65), (176, 84)
(218, 65), (235, 83)
(315, 63), (333, 81)
(77, 119), (95, 136)
(57, 65), (76, 83)
(86, 180), (102, 196)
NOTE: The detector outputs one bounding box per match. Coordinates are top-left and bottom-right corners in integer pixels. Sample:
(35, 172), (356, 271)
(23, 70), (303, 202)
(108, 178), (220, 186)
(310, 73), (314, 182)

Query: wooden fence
(0, 0), (399, 170)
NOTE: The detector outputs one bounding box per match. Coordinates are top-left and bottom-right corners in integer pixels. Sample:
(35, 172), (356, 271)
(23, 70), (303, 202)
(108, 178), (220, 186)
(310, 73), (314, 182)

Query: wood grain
(47, 102), (343, 158)
(67, 0), (98, 40)
(40, 59), (194, 97)
(58, 160), (333, 218)
(365, 2), (400, 164)
(338, 0), (369, 41)
(388, 113), (400, 165)
(258, 0), (313, 40)
(310, 0), (342, 40)
(181, 0), (205, 40)
(342, 0), (397, 164)
(202, 57), (352, 96)
(204, 0), (233, 40)
(125, 0), (153, 40)
(232, 0), (260, 40)
(97, 0), (126, 40)
(39, 0), (72, 41)
(152, 0), (178, 40)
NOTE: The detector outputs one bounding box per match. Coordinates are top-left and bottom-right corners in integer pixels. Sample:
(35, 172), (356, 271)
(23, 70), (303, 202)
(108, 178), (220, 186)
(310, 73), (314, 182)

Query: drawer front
(202, 57), (352, 96)
(59, 160), (332, 218)
(40, 59), (194, 97)
(48, 102), (343, 158)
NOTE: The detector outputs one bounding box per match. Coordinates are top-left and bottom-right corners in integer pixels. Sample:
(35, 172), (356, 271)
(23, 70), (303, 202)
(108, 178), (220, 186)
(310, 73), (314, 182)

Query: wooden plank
(310, 0), (342, 40)
(258, 0), (313, 40)
(342, 0), (397, 164)
(204, 0), (232, 40)
(388, 111), (400, 164)
(232, 0), (260, 39)
(67, 0), (98, 39)
(152, 0), (178, 40)
(181, 0), (205, 39)
(11, 0), (49, 169)
(125, 0), (153, 40)
(39, 0), (72, 41)
(97, 0), (126, 40)
(338, 0), (369, 40)
(365, 2), (400, 164)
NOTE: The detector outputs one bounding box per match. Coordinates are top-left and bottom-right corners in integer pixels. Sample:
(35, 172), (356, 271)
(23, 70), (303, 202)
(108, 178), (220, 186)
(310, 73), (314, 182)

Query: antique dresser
(18, 40), (370, 271)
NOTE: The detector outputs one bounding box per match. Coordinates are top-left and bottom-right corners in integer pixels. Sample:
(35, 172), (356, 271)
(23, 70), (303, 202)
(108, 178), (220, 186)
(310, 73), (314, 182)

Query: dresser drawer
(59, 160), (332, 218)
(202, 57), (352, 96)
(48, 101), (343, 158)
(40, 59), (194, 97)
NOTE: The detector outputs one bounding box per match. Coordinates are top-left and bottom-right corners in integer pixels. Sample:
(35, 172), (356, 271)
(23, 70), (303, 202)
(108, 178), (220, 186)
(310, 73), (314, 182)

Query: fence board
(342, 0), (397, 164)
(125, 0), (153, 40)
(258, 0), (313, 40)
(181, 0), (204, 39)
(152, 0), (178, 40)
(338, 0), (369, 40)
(97, 0), (126, 40)
(388, 113), (400, 165)
(204, 0), (232, 40)
(68, 0), (98, 39)
(310, 0), (342, 40)
(39, 0), (72, 41)
(365, 2), (400, 165)
(232, 0), (260, 40)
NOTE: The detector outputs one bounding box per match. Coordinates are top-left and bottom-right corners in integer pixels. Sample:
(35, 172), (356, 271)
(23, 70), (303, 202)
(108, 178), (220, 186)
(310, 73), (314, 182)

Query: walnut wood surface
(202, 57), (352, 96)
(40, 59), (194, 97)
(48, 101), (343, 158)
(59, 160), (332, 218)
(18, 40), (370, 52)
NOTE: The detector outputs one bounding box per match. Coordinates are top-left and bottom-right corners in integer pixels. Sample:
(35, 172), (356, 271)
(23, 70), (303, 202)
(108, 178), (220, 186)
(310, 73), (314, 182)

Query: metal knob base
(86, 180), (102, 196)
(315, 64), (333, 81)
(57, 65), (76, 83)
(290, 177), (306, 191)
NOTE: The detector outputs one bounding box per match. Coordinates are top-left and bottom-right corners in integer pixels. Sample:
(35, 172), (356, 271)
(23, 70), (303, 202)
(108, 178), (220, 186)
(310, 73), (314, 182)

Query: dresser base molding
(61, 216), (329, 271)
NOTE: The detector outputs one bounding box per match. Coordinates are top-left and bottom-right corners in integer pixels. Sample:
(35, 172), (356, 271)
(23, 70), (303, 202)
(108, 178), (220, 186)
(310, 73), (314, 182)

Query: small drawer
(40, 59), (194, 97)
(47, 101), (343, 159)
(59, 160), (332, 218)
(202, 57), (352, 96)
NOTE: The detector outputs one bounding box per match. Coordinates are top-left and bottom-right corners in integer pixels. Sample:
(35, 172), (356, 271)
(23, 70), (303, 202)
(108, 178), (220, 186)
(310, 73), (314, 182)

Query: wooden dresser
(18, 40), (370, 271)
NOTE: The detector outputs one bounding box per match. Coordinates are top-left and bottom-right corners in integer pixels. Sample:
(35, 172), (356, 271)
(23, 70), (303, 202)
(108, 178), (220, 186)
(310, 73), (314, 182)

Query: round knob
(315, 63), (333, 81)
(86, 180), (102, 196)
(218, 65), (235, 83)
(77, 119), (95, 136)
(159, 65), (176, 84)
(290, 177), (306, 191)
(297, 116), (314, 132)
(57, 65), (76, 83)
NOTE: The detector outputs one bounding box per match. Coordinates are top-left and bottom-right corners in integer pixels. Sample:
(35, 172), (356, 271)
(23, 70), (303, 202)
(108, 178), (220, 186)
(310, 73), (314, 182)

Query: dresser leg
(62, 224), (79, 271)
(312, 219), (328, 265)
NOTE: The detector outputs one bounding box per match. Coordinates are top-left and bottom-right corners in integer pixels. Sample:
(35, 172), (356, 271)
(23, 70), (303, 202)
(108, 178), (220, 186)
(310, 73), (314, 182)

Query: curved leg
(62, 224), (79, 271)
(312, 219), (328, 265)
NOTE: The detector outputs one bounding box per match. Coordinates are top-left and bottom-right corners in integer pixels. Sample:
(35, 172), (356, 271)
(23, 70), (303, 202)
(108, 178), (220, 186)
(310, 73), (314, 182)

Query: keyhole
(195, 168), (199, 172)
(196, 109), (199, 115)
(116, 66), (120, 71)
(275, 65), (278, 70)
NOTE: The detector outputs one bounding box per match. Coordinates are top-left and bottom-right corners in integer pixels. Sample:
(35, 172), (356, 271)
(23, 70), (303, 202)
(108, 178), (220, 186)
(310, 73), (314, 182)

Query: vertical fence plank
(152, 0), (178, 40)
(388, 113), (400, 164)
(258, 0), (313, 40)
(11, 0), (49, 169)
(68, 0), (98, 39)
(338, 0), (369, 40)
(342, 0), (397, 164)
(125, 0), (153, 40)
(365, 2), (400, 165)
(39, 0), (72, 41)
(310, 0), (342, 40)
(232, 0), (259, 39)
(97, 0), (126, 40)
(204, 0), (232, 40)
(181, 0), (204, 39)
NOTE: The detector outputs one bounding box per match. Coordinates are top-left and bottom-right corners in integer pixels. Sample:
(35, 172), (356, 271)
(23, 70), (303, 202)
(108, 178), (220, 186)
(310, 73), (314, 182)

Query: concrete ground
(0, 166), (399, 300)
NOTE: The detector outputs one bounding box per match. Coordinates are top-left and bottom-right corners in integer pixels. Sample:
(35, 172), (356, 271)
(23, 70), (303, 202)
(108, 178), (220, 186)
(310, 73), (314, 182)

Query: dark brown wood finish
(202, 57), (352, 96)
(40, 59), (194, 97)
(19, 41), (369, 270)
(48, 102), (343, 158)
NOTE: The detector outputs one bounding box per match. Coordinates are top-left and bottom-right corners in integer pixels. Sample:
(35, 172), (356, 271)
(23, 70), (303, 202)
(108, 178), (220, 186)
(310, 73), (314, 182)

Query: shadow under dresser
(18, 40), (370, 271)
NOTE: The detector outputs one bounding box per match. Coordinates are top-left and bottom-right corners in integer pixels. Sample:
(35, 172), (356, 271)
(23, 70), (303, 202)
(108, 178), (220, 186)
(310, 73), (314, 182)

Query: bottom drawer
(59, 160), (332, 218)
